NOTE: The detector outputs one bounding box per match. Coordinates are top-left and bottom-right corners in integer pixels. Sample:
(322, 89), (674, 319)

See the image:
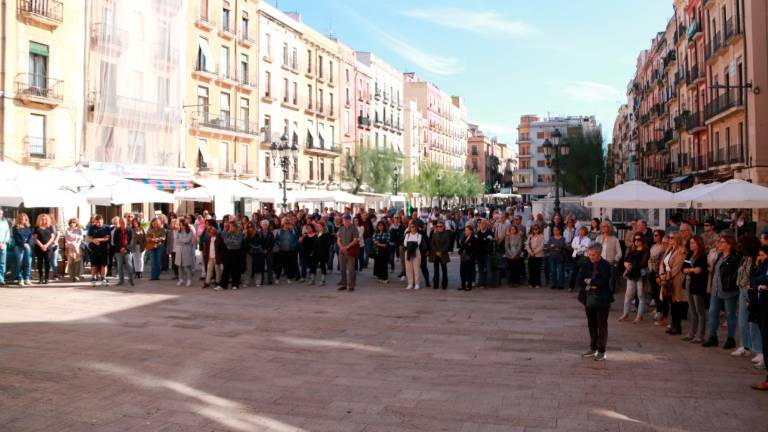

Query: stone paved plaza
(1, 260), (767, 432)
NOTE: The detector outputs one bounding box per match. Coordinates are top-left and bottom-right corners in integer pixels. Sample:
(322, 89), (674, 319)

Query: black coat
(683, 252), (709, 296)
(577, 258), (614, 307)
(312, 232), (333, 262)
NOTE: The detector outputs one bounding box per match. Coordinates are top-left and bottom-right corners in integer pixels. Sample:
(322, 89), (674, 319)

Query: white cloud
(370, 26), (462, 75)
(401, 7), (533, 37)
(332, 0), (461, 75)
(561, 81), (624, 103)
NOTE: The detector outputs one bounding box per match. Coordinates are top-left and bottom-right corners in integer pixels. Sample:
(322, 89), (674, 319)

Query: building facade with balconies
(403, 73), (467, 171)
(614, 0), (765, 192)
(184, 0), (260, 182)
(516, 115), (598, 202)
(1, 0), (84, 169)
(356, 52), (403, 155)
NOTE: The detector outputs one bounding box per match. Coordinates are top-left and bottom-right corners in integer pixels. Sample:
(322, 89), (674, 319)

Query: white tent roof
(690, 179), (768, 209)
(174, 187), (215, 203)
(582, 181), (689, 209)
(193, 178), (264, 200)
(0, 179), (86, 208)
(84, 179), (175, 205)
(331, 190), (365, 204)
(673, 182), (721, 201)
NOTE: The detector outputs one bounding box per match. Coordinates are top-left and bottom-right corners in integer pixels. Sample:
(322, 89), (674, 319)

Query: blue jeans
(149, 246), (165, 280)
(50, 247), (59, 278)
(476, 255), (489, 286)
(548, 258), (564, 288)
(116, 252), (134, 283)
(15, 245), (31, 281)
(739, 289), (753, 349)
(327, 244), (338, 271)
(709, 294), (738, 340)
(0, 246), (6, 284)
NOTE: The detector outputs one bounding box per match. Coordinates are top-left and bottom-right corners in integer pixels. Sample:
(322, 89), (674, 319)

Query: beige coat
(659, 246), (687, 302)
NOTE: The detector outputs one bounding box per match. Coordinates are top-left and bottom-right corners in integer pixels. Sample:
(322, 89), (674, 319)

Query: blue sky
(271, 0), (674, 147)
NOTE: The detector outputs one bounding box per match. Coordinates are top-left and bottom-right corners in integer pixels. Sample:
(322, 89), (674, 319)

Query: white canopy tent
(673, 182), (721, 201)
(84, 178), (175, 206)
(174, 187), (215, 203)
(582, 181), (689, 209)
(689, 179), (768, 209)
(0, 179), (86, 208)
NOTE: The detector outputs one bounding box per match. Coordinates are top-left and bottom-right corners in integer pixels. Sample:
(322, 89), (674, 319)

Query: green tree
(561, 129), (606, 196)
(344, 146), (402, 194)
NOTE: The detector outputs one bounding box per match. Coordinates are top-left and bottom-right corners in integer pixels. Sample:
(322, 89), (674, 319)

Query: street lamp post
(270, 133), (298, 213)
(392, 166), (401, 196)
(542, 128), (570, 217)
(436, 172), (443, 209)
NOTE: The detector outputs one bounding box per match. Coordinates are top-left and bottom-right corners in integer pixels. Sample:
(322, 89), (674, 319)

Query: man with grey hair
(578, 242), (614, 361)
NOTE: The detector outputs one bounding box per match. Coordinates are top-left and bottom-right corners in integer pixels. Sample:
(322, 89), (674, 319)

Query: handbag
(346, 241), (361, 258)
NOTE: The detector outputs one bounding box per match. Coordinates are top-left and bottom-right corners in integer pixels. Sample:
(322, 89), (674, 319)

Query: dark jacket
(12, 226), (33, 247)
(476, 229), (494, 256)
(429, 230), (451, 263)
(110, 227), (135, 251)
(313, 232), (333, 262)
(683, 252), (709, 296)
(714, 252), (741, 294)
(300, 234), (316, 259)
(577, 258), (614, 307)
(200, 234), (225, 265)
(624, 248), (649, 281)
(458, 234), (477, 261)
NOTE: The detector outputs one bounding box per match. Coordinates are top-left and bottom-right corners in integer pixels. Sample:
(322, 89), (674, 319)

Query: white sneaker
(400, 276), (405, 281)
(231, 286), (239, 290)
(414, 285), (420, 290)
(755, 360), (766, 370)
(91, 279), (97, 287)
(274, 279), (280, 285)
(214, 285), (223, 291)
(186, 280), (192, 287)
(731, 346), (751, 357)
(176, 280), (184, 286)
(102, 278), (109, 286)
(752, 353), (764, 364)
(405, 285), (413, 290)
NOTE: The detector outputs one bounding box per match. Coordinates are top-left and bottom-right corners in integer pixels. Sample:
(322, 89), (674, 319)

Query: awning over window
(198, 37), (215, 72)
(197, 139), (212, 164)
(670, 175), (690, 184)
(318, 124), (328, 148)
(30, 42), (49, 56)
(132, 178), (195, 191)
(306, 120), (318, 147)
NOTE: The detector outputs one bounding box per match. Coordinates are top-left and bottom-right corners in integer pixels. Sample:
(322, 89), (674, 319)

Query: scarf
(119, 229), (129, 249)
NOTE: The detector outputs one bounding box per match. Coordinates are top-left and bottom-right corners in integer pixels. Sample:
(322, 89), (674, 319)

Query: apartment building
(615, 0), (768, 191)
(467, 124), (508, 190)
(356, 52), (404, 154)
(1, 0), (85, 169)
(403, 73), (467, 171)
(515, 115), (598, 202)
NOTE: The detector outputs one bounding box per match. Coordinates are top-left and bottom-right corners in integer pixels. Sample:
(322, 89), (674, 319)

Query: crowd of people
(0, 204), (767, 390)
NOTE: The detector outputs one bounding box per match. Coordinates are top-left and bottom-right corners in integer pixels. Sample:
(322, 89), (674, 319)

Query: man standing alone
(337, 215), (360, 292)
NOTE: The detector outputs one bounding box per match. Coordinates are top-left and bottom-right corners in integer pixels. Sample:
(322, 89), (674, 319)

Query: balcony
(195, 15), (215, 31)
(15, 74), (63, 106)
(305, 141), (341, 157)
(191, 111), (258, 136)
(192, 59), (216, 80)
(687, 19), (702, 41)
(90, 23), (128, 52)
(686, 64), (703, 86)
(374, 90), (381, 100)
(357, 116), (370, 128)
(724, 17), (743, 44)
(17, 0), (63, 28)
(704, 32), (722, 62)
(704, 88), (745, 122)
(512, 169), (534, 188)
(88, 92), (182, 124)
(685, 111), (705, 133)
(236, 74), (256, 91)
(238, 31), (255, 47)
(21, 136), (55, 164)
(218, 20), (235, 40)
(216, 69), (237, 87)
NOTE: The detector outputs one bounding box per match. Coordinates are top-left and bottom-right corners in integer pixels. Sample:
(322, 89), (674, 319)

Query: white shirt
(571, 235), (592, 258)
(403, 232), (422, 247)
(209, 237), (216, 259)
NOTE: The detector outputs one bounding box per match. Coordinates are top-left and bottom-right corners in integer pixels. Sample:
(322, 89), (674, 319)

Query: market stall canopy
(673, 182), (721, 201)
(0, 179), (86, 208)
(193, 178), (264, 200)
(690, 179), (768, 209)
(582, 181), (689, 209)
(174, 187), (215, 203)
(84, 178), (175, 205)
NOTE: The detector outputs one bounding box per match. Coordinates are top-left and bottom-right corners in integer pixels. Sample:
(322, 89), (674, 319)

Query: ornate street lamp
(392, 166), (401, 196)
(436, 172), (443, 209)
(270, 133), (297, 212)
(542, 128), (569, 216)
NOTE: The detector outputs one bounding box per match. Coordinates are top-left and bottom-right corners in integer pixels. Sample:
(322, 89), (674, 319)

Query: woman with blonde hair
(12, 213), (33, 286)
(64, 218), (84, 282)
(32, 213), (57, 284)
(658, 232), (688, 335)
(145, 218), (167, 281)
